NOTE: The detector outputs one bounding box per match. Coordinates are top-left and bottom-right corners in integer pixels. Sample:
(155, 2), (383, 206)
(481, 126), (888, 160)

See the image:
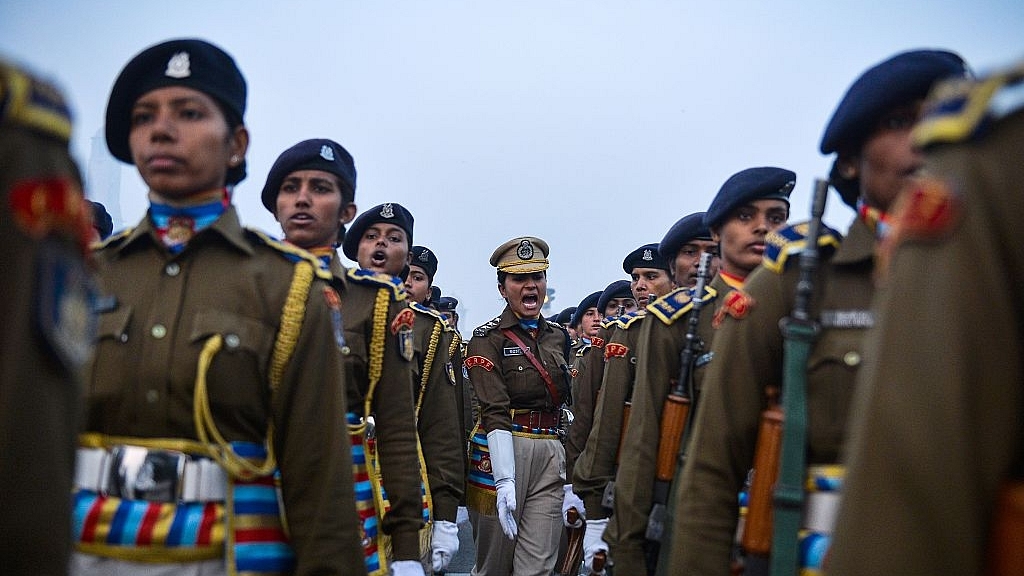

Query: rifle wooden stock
(559, 507), (585, 576)
(655, 392), (691, 482)
(742, 388), (783, 557)
(987, 480), (1024, 576)
(617, 401), (632, 465)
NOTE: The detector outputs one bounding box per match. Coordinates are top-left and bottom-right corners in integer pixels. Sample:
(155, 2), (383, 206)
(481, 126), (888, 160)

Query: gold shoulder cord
(415, 321), (442, 416)
(363, 287), (390, 416)
(193, 260), (314, 480)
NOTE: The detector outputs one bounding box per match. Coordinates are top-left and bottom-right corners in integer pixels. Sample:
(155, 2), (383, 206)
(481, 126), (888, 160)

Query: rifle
(559, 507), (586, 576)
(739, 386), (782, 574)
(768, 178), (829, 576)
(646, 252), (714, 544)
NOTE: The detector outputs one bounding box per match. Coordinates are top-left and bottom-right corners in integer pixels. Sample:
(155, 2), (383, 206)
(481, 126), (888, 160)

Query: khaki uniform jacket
(565, 326), (608, 480)
(666, 218), (875, 573)
(829, 101), (1024, 575)
(1, 71), (89, 575)
(466, 306), (572, 434)
(410, 303), (466, 523)
(86, 209), (366, 575)
(606, 275), (727, 567)
(327, 255), (424, 561)
(573, 312), (647, 518)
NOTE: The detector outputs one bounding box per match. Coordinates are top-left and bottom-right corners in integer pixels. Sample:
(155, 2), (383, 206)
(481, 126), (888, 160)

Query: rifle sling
(501, 328), (562, 408)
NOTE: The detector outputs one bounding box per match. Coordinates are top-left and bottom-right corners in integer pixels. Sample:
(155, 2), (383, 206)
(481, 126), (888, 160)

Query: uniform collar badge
(165, 52), (191, 79)
(380, 203), (394, 218)
(642, 249), (653, 261)
(516, 240), (534, 260)
(319, 144), (335, 161)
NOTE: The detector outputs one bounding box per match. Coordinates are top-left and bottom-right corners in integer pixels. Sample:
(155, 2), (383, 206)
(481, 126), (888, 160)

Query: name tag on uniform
(820, 310), (874, 329)
(503, 347), (523, 357)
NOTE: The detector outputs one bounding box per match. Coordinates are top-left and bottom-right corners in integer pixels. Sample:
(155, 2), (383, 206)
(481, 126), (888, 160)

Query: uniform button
(119, 333), (128, 343)
(165, 263), (181, 276)
(843, 351), (861, 367)
(517, 365), (524, 371)
(151, 324), (167, 339)
(146, 389), (159, 403)
(224, 334), (240, 349)
(340, 346), (351, 355)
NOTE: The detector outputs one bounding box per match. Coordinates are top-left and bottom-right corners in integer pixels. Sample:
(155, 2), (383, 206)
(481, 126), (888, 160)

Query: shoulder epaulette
(0, 61), (72, 142)
(648, 285), (718, 325)
(245, 229), (333, 281)
(618, 310), (647, 329)
(600, 316), (618, 330)
(473, 316), (502, 338)
(410, 301), (452, 331)
(575, 343), (591, 357)
(92, 226), (133, 251)
(761, 221), (843, 274)
(914, 60), (1024, 149)
(345, 267), (406, 301)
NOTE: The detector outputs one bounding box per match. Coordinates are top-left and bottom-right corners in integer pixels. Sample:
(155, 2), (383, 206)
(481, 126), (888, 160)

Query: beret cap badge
(642, 249), (653, 261)
(164, 52), (191, 79)
(418, 249), (431, 262)
(319, 144), (335, 161)
(517, 240), (534, 260)
(380, 203), (394, 218)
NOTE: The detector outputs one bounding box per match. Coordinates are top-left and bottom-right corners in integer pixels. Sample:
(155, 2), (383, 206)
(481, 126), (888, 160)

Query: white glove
(561, 483), (586, 527)
(389, 559), (425, 576)
(431, 519), (460, 572)
(487, 429), (518, 539)
(582, 517), (609, 575)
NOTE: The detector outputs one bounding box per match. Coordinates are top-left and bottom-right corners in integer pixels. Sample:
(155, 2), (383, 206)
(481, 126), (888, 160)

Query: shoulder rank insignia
(0, 62), (72, 142)
(345, 267), (406, 301)
(713, 289), (755, 328)
(410, 301), (450, 328)
(246, 228), (334, 281)
(473, 316), (501, 338)
(464, 355), (494, 372)
(761, 221), (843, 274)
(649, 285), (717, 325)
(618, 310), (646, 329)
(391, 307), (416, 361)
(914, 60), (1024, 149)
(604, 343), (629, 361)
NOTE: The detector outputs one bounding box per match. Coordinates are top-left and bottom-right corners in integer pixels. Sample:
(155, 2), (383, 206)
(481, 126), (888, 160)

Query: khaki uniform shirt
(328, 256), (423, 561)
(606, 275), (727, 567)
(466, 306), (572, 434)
(565, 326), (608, 480)
(410, 303), (465, 523)
(86, 209), (366, 575)
(666, 218), (875, 573)
(829, 98), (1024, 576)
(573, 312), (647, 518)
(1, 65), (89, 576)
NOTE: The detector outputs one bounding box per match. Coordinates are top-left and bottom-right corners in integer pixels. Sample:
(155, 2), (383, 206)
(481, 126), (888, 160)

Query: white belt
(802, 491), (840, 535)
(75, 446), (227, 503)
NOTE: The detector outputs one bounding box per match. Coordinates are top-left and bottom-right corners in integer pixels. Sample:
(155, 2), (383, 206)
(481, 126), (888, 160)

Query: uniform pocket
(806, 329), (864, 459)
(189, 310), (275, 419)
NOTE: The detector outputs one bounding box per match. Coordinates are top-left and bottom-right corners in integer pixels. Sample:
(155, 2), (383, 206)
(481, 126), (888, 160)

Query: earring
(230, 155), (241, 166)
(841, 165), (856, 179)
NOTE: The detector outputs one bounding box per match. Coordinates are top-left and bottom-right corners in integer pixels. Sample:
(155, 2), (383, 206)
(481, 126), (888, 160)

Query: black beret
(261, 138), (356, 212)
(88, 200), (113, 240)
(341, 202), (414, 261)
(659, 212), (712, 259)
(105, 39), (247, 184)
(622, 243), (670, 274)
(703, 167), (796, 230)
(555, 306), (577, 325)
(570, 291), (602, 327)
(436, 296), (459, 312)
(597, 279), (633, 316)
(409, 245), (439, 281)
(820, 49), (968, 155)
(429, 285), (442, 304)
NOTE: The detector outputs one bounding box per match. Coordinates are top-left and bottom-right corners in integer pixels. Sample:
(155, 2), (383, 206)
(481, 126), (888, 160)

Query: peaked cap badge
(165, 52), (191, 79)
(516, 240), (534, 260)
(380, 203), (394, 218)
(319, 144), (335, 161)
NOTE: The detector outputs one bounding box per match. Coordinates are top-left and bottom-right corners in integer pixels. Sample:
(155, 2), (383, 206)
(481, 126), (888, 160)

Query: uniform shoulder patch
(648, 285), (718, 325)
(246, 228), (333, 281)
(713, 289), (756, 328)
(914, 60), (1024, 149)
(761, 221), (843, 274)
(473, 316), (502, 338)
(345, 267), (406, 301)
(876, 176), (964, 282)
(590, 336), (606, 348)
(464, 355), (494, 372)
(604, 342), (629, 361)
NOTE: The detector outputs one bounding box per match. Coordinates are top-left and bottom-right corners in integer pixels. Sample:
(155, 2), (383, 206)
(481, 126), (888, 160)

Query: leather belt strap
(501, 328), (562, 407)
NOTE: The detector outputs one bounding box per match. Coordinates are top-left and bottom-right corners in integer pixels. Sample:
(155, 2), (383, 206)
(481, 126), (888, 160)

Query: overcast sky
(2, 1), (1021, 335)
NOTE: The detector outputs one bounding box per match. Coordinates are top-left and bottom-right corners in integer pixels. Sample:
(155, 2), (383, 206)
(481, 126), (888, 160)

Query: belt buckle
(108, 445), (187, 502)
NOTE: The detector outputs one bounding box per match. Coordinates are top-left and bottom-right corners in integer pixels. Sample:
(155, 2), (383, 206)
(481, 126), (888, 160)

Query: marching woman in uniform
(74, 39), (365, 576)
(465, 237), (573, 576)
